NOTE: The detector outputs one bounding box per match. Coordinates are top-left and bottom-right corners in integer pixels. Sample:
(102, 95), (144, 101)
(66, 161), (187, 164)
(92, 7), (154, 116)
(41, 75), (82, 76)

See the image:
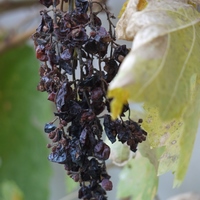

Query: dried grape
(32, 0), (147, 199)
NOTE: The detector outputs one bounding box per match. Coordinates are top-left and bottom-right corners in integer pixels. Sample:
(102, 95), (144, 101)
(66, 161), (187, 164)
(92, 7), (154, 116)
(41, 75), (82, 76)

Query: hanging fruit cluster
(32, 0), (147, 199)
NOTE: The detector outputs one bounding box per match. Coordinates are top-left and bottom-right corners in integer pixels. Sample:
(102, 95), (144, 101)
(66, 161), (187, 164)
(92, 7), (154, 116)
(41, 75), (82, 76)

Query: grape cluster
(32, 0), (147, 199)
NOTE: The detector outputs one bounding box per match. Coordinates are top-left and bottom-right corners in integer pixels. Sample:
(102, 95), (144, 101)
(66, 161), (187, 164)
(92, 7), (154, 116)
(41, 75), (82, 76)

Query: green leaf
(0, 44), (52, 200)
(108, 0), (200, 185)
(117, 156), (158, 200)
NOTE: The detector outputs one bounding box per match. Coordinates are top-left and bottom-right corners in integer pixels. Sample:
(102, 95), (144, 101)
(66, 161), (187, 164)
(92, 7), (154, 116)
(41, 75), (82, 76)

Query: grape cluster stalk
(32, 0), (147, 199)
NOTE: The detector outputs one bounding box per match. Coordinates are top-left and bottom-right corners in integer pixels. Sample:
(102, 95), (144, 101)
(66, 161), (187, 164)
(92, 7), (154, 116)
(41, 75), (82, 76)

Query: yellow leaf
(174, 76), (200, 186)
(188, 0), (200, 10)
(142, 105), (184, 175)
(137, 0), (148, 11)
(110, 0), (200, 120)
(109, 0), (200, 185)
(118, 0), (129, 18)
(108, 88), (129, 119)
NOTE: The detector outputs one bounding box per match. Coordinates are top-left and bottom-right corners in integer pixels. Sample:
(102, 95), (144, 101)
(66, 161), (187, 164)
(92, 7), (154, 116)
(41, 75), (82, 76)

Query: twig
(0, 28), (35, 54)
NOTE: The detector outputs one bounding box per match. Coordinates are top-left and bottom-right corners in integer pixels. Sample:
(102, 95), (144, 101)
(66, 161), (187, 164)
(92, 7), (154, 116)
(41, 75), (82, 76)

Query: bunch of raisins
(32, 0), (147, 199)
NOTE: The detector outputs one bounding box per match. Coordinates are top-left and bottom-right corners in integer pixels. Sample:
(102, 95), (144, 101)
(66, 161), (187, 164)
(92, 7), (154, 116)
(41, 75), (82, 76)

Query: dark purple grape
(52, 130), (63, 142)
(101, 179), (113, 191)
(32, 1), (148, 199)
(94, 141), (110, 160)
(55, 83), (73, 111)
(84, 39), (98, 54)
(59, 59), (73, 75)
(103, 115), (118, 143)
(79, 127), (88, 145)
(78, 74), (100, 87)
(35, 45), (48, 61)
(104, 59), (119, 83)
(80, 110), (95, 122)
(71, 12), (89, 25)
(94, 141), (104, 153)
(78, 186), (92, 199)
(48, 149), (67, 164)
(114, 45), (130, 63)
(102, 144), (110, 160)
(47, 92), (56, 102)
(44, 123), (57, 133)
(75, 0), (89, 13)
(91, 14), (102, 27)
(60, 48), (72, 61)
(90, 87), (104, 101)
(37, 12), (53, 33)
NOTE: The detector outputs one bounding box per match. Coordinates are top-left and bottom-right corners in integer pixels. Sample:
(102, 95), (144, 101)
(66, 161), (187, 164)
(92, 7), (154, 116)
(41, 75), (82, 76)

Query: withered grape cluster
(32, 0), (147, 199)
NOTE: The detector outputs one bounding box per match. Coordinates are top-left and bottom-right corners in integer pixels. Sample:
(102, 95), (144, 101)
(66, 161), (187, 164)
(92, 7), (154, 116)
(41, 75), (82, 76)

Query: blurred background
(0, 0), (200, 200)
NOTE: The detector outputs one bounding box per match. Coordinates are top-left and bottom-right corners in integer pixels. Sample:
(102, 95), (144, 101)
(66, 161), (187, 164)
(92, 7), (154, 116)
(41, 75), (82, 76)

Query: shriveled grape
(32, 0), (147, 199)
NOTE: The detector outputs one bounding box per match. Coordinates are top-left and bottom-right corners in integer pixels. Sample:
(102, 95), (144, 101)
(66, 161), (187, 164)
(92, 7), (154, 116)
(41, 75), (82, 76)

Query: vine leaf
(138, 139), (164, 171)
(108, 0), (200, 120)
(118, 0), (129, 18)
(108, 0), (200, 185)
(174, 77), (200, 186)
(0, 45), (52, 200)
(142, 105), (184, 175)
(117, 156), (158, 200)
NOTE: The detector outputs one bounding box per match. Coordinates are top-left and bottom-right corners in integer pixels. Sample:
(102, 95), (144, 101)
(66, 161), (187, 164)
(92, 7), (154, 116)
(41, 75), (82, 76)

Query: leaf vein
(163, 12), (196, 117)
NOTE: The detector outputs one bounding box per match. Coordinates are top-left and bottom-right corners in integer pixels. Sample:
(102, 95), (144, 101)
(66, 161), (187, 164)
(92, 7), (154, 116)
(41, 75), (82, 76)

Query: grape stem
(60, 0), (64, 11)
(69, 0), (74, 12)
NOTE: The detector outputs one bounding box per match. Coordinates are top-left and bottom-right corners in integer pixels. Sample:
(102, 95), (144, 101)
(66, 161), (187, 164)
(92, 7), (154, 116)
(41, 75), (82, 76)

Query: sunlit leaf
(142, 105), (183, 148)
(109, 88), (129, 119)
(137, 0), (148, 11)
(118, 0), (129, 18)
(174, 76), (200, 186)
(109, 0), (200, 120)
(0, 44), (52, 200)
(117, 156), (158, 200)
(140, 78), (200, 184)
(138, 139), (164, 171)
(108, 0), (200, 185)
(142, 105), (184, 175)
